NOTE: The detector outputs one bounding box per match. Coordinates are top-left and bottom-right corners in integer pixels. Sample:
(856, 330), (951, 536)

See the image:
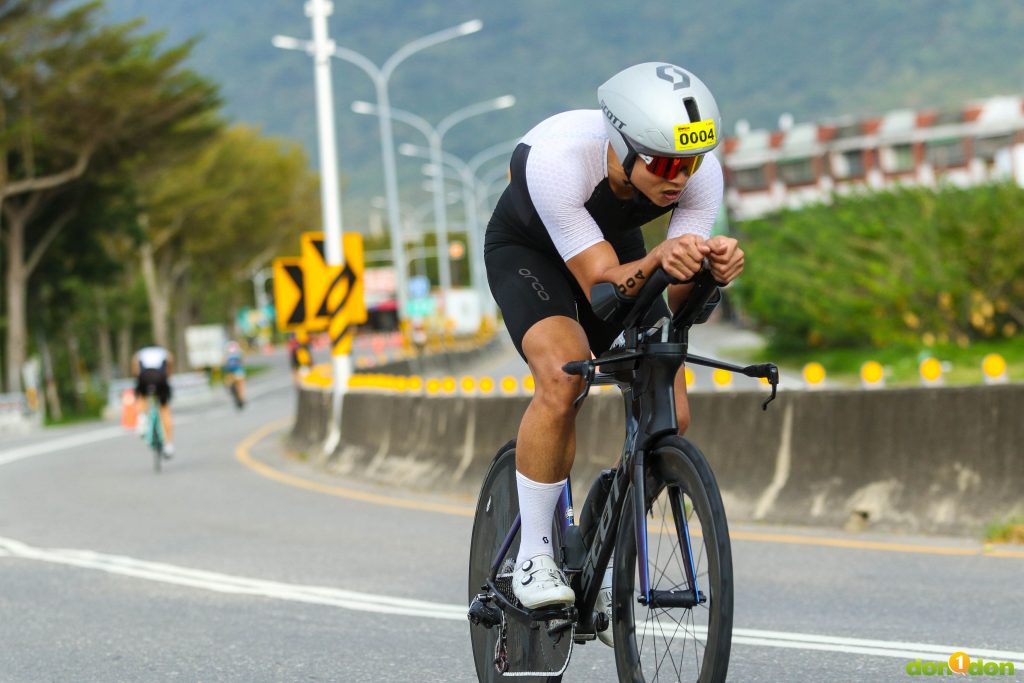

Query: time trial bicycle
(467, 267), (779, 682)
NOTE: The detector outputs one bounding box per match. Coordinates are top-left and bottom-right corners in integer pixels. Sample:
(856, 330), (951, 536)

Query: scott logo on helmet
(656, 64), (691, 90)
(600, 101), (626, 131)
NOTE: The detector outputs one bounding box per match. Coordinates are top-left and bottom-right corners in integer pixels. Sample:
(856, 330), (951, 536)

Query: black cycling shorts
(135, 369), (172, 406)
(485, 242), (669, 360)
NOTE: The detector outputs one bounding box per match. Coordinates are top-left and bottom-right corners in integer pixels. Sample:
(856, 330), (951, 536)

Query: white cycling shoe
(512, 555), (575, 609)
(595, 574), (614, 647)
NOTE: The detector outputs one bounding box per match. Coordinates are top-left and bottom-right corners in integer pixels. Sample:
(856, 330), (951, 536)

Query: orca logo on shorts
(518, 268), (550, 301)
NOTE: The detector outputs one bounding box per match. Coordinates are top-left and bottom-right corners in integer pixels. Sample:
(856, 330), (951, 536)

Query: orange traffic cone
(121, 388), (137, 431)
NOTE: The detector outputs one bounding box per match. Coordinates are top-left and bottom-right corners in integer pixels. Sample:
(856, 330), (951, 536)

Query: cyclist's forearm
(594, 251), (664, 298)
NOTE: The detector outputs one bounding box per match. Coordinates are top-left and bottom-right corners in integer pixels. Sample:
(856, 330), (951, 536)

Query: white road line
(0, 413), (208, 467)
(0, 427), (128, 466)
(1, 536), (1021, 665)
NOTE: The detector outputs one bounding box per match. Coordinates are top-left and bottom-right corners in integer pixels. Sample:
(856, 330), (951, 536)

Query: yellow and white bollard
(981, 354), (1008, 385)
(711, 368), (733, 391)
(500, 376), (519, 395)
(802, 362), (826, 390)
(919, 357), (944, 387)
(860, 360), (885, 390)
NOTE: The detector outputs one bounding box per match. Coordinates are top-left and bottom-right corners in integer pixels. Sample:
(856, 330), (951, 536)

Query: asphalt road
(1, 350), (1021, 682)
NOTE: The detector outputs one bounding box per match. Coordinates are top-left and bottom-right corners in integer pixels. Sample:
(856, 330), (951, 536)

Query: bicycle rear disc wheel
(612, 436), (733, 682)
(467, 442), (563, 683)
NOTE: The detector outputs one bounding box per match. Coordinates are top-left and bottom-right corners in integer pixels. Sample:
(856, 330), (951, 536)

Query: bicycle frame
(481, 267), (778, 638)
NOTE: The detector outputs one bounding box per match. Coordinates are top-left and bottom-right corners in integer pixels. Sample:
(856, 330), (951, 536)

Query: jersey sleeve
(666, 152), (724, 240)
(524, 141), (606, 261)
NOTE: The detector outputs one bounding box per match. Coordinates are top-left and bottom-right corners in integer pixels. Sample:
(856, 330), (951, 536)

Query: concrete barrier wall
(293, 384), (1024, 535)
(288, 388), (333, 453)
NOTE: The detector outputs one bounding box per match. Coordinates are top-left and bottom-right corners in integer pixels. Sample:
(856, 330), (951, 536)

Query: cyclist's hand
(658, 234), (710, 282)
(705, 236), (744, 284)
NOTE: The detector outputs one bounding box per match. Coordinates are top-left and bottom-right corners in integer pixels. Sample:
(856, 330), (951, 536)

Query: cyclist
(132, 344), (175, 456)
(483, 63), (745, 641)
(223, 340), (246, 408)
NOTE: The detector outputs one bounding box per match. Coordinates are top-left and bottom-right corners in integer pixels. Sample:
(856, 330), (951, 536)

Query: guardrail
(289, 383), (1024, 536)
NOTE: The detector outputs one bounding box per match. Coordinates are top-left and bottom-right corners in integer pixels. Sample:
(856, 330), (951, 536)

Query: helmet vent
(683, 97), (701, 123)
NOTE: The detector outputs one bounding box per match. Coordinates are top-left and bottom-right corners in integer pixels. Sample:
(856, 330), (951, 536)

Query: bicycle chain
(493, 612), (509, 674)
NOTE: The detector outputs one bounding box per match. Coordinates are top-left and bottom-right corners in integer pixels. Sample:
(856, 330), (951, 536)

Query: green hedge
(733, 182), (1024, 351)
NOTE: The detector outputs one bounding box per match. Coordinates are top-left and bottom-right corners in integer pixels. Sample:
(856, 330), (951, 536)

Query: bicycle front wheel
(612, 436), (733, 682)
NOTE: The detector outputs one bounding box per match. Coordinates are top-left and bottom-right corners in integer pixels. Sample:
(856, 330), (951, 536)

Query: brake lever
(761, 364), (779, 411)
(562, 360), (596, 408)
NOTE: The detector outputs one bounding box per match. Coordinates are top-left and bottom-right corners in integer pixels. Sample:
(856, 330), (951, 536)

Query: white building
(722, 95), (1024, 220)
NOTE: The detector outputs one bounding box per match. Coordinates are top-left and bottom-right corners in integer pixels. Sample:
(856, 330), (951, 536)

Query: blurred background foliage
(734, 182), (1024, 352)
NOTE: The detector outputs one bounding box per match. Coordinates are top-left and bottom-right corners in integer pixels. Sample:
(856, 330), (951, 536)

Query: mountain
(98, 0), (1024, 229)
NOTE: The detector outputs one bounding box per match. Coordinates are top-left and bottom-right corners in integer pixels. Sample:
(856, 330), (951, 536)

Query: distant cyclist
(223, 340), (246, 408)
(132, 345), (175, 456)
(483, 63), (744, 642)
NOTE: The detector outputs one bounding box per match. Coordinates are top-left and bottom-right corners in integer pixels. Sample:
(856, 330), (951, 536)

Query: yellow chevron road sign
(271, 257), (305, 332)
(299, 231), (367, 355)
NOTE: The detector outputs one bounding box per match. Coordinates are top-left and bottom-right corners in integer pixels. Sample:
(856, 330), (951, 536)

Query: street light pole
(272, 0), (350, 456)
(399, 139), (517, 321)
(314, 19), (482, 319)
(351, 98), (514, 296)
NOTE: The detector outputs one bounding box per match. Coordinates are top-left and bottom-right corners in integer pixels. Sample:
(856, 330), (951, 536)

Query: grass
(731, 336), (1024, 388)
(985, 518), (1024, 545)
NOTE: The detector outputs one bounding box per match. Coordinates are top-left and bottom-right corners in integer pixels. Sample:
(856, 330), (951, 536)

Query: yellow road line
(235, 421), (1024, 558)
(729, 530), (1024, 559)
(234, 418), (473, 517)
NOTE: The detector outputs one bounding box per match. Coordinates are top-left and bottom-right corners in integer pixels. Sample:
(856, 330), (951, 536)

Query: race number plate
(674, 119), (717, 152)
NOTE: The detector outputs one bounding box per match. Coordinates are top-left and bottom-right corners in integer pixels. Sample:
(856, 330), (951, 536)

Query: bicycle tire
(229, 378), (244, 409)
(151, 409), (164, 474)
(467, 441), (564, 683)
(612, 435), (733, 682)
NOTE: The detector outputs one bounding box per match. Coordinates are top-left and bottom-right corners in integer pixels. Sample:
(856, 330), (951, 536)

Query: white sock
(515, 471), (566, 569)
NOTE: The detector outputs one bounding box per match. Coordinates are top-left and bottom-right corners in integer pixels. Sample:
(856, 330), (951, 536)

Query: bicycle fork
(635, 451), (705, 609)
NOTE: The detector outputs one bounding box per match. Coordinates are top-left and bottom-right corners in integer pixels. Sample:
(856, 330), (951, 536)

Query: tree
(0, 0), (219, 391)
(133, 125), (320, 360)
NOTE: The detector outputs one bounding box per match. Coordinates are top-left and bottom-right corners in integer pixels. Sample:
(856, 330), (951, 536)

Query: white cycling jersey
(137, 346), (169, 371)
(520, 109), (723, 261)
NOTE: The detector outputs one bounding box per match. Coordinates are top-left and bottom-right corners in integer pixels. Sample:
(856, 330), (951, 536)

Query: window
(731, 166), (767, 190)
(925, 139), (966, 169)
(889, 144), (914, 172)
(776, 158), (815, 185)
(831, 150), (865, 178)
(974, 134), (1014, 161)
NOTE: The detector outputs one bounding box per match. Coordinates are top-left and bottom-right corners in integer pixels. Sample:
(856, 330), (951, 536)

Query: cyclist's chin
(639, 187), (681, 207)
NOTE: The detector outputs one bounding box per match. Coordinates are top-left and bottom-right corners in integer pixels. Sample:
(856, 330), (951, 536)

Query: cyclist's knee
(531, 369), (584, 417)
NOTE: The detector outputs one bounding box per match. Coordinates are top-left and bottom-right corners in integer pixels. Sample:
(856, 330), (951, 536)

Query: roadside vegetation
(730, 182), (1024, 385)
(0, 0), (320, 421)
(985, 518), (1024, 545)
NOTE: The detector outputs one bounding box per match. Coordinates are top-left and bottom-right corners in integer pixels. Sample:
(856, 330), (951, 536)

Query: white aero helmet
(598, 62), (722, 178)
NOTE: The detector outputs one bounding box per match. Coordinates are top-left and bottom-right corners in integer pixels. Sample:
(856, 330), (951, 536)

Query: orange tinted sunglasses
(643, 153), (704, 179)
